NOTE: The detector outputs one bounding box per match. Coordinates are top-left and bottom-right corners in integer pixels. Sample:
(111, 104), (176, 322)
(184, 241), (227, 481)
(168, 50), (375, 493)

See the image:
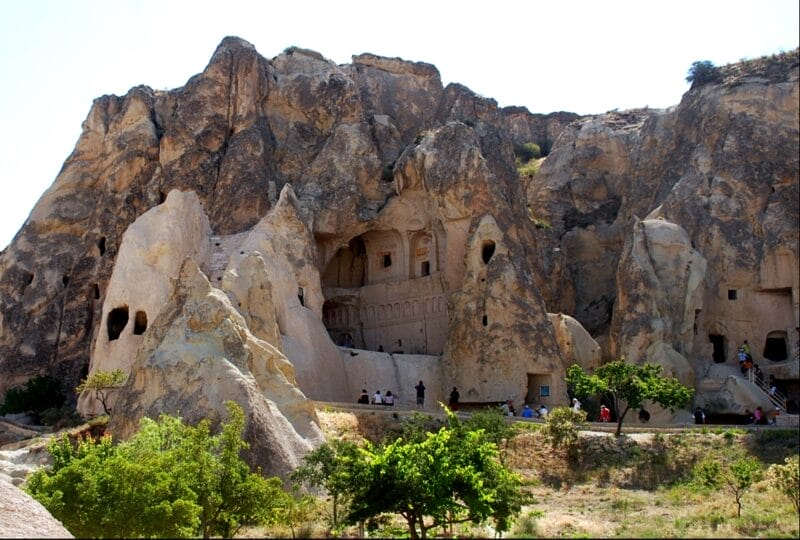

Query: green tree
(768, 455), (800, 513)
(75, 369), (127, 415)
(291, 438), (362, 531)
(686, 60), (721, 87)
(695, 456), (764, 517)
(566, 360), (693, 436)
(25, 401), (290, 538)
(0, 374), (65, 417)
(344, 410), (523, 539)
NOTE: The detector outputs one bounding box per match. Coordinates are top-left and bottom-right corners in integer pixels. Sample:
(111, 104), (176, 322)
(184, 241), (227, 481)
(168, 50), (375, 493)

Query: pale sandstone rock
(79, 189), (211, 417)
(0, 478), (73, 538)
(227, 185), (349, 402)
(109, 259), (323, 479)
(338, 349), (444, 411)
(549, 313), (602, 372)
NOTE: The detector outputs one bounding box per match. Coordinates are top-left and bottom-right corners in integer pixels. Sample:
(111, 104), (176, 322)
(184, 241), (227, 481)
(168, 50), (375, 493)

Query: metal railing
(747, 369), (788, 411)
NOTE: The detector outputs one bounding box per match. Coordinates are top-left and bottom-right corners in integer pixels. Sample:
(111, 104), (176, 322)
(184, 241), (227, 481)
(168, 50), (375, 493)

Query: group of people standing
(356, 380), (428, 408)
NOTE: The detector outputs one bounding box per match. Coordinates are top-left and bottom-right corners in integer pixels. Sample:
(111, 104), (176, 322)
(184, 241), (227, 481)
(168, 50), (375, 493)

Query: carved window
(107, 306), (129, 341)
(381, 252), (392, 268)
(133, 310), (148, 335)
(482, 240), (496, 264)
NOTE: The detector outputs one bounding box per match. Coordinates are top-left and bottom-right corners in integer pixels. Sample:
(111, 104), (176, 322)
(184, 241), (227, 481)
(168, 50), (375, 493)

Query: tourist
(448, 386), (460, 411)
(694, 406), (705, 424)
(743, 408), (755, 424)
(384, 390), (394, 406)
(372, 390), (383, 405)
(754, 406), (768, 425)
(357, 389), (369, 404)
(521, 404), (534, 418)
(415, 380), (426, 408)
(538, 404), (549, 418)
(572, 398), (582, 413)
(599, 405), (611, 422)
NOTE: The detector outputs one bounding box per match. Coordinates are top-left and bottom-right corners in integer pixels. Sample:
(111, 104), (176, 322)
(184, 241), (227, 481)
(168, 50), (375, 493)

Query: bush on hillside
(0, 375), (65, 421)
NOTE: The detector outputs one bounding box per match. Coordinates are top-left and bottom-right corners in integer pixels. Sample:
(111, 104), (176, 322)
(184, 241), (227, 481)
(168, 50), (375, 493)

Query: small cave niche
(298, 287), (305, 307)
(62, 275), (69, 288)
(382, 252), (393, 268)
(93, 284), (101, 299)
(708, 333), (727, 363)
(482, 315), (488, 327)
(97, 236), (106, 256)
(107, 306), (129, 341)
(481, 240), (496, 264)
(727, 289), (737, 300)
(133, 310), (148, 335)
(763, 331), (788, 361)
(21, 270), (34, 292)
(420, 261), (431, 277)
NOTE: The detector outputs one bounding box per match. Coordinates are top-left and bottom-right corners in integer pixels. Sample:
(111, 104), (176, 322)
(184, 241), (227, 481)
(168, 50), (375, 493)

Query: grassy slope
(309, 409), (799, 538)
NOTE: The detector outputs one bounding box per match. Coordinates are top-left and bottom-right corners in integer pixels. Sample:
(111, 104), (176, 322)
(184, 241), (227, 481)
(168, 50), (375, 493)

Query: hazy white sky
(0, 0), (797, 250)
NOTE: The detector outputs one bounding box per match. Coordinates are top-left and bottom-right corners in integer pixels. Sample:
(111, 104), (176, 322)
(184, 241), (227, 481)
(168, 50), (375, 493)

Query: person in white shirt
(572, 398), (581, 412)
(372, 390), (383, 405)
(538, 405), (549, 418)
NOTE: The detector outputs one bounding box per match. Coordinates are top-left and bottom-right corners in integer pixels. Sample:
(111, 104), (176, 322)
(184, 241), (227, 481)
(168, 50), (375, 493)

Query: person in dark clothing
(357, 389), (369, 404)
(694, 407), (705, 424)
(415, 380), (426, 408)
(448, 387), (460, 411)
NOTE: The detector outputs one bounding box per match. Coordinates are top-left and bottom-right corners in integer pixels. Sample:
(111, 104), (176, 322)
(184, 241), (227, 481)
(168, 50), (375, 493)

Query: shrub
(0, 375), (65, 418)
(514, 142), (541, 162)
(686, 60), (722, 87)
(542, 406), (586, 448)
(768, 455), (799, 512)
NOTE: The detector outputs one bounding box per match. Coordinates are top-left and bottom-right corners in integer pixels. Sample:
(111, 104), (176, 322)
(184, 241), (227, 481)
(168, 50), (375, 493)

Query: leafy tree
(566, 360), (693, 436)
(768, 455), (799, 513)
(290, 439), (362, 531)
(695, 456), (764, 517)
(686, 60), (721, 87)
(75, 369), (127, 415)
(344, 409), (522, 539)
(25, 401), (291, 538)
(460, 406), (518, 463)
(0, 374), (65, 417)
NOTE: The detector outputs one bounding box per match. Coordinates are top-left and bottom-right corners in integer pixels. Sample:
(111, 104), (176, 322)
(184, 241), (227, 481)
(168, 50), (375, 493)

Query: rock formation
(0, 478), (73, 538)
(0, 36), (798, 458)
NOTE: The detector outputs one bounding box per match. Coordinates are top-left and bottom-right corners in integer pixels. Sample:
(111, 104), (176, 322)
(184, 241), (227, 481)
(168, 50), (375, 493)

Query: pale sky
(0, 0), (797, 250)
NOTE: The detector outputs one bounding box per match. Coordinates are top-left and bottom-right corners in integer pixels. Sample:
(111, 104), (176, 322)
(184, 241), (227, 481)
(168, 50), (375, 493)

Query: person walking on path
(415, 380), (426, 409)
(572, 398), (582, 413)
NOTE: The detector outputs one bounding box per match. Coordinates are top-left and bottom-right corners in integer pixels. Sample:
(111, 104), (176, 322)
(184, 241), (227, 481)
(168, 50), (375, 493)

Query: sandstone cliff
(0, 38), (798, 450)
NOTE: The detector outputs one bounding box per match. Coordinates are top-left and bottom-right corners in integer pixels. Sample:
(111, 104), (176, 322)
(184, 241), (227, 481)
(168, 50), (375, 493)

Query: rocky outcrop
(1, 36), (797, 441)
(108, 258), (324, 479)
(530, 50), (799, 414)
(0, 478), (73, 538)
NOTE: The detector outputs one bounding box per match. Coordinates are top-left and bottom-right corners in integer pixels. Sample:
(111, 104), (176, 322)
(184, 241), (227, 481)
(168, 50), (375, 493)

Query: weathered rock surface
(0, 478), (73, 538)
(0, 37), (797, 441)
(529, 51), (799, 414)
(108, 258), (324, 478)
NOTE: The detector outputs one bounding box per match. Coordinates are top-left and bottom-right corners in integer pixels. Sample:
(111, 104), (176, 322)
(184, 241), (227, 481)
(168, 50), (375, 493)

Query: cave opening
(708, 333), (727, 363)
(107, 306), (129, 341)
(133, 310), (148, 335)
(763, 331), (788, 361)
(481, 240), (496, 264)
